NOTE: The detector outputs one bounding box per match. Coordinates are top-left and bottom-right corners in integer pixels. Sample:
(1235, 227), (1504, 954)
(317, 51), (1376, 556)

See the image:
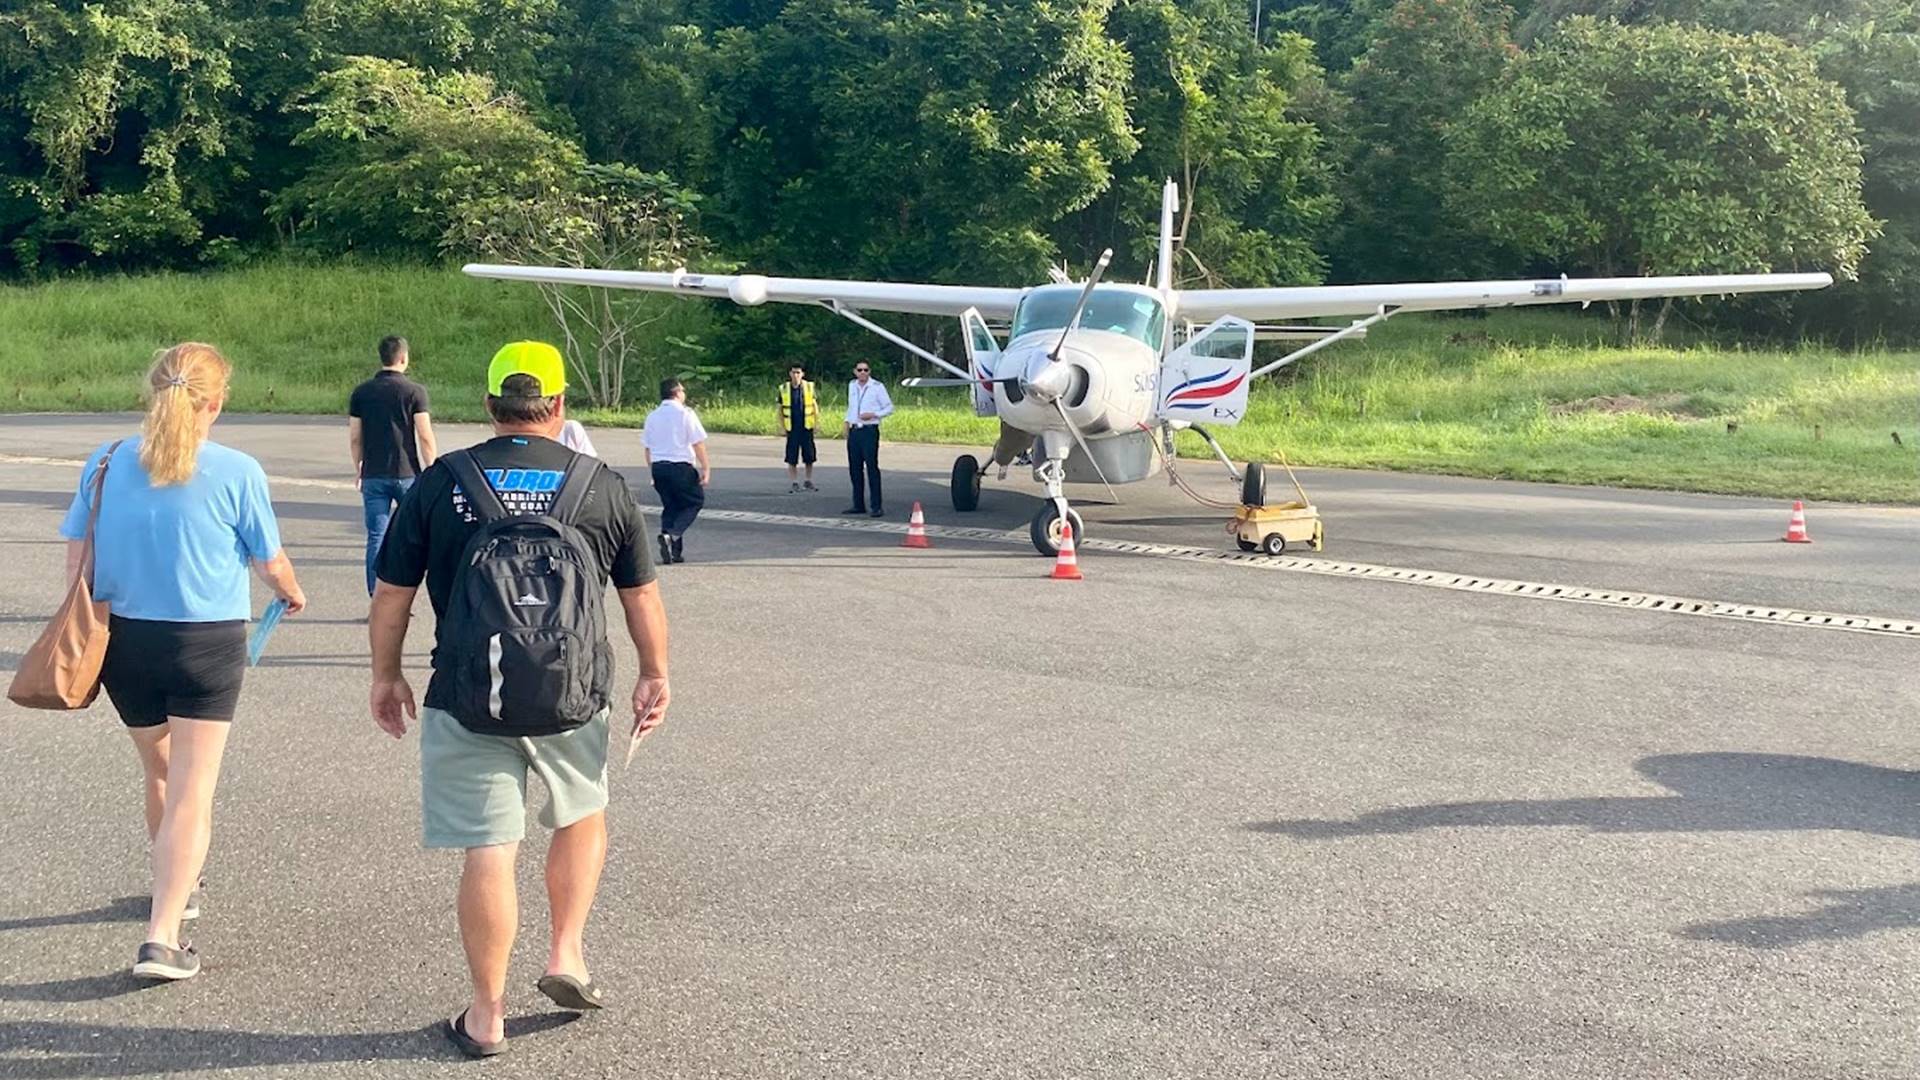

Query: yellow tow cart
(1229, 458), (1323, 556)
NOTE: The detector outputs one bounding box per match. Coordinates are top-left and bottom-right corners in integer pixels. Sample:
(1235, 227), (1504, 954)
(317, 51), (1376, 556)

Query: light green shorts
(420, 707), (611, 849)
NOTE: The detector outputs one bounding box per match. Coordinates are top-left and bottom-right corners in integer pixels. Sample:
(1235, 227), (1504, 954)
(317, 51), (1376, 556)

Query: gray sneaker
(133, 941), (200, 981)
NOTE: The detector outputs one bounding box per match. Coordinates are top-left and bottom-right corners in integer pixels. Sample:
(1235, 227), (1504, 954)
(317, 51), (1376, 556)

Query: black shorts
(101, 617), (247, 727)
(784, 428), (817, 466)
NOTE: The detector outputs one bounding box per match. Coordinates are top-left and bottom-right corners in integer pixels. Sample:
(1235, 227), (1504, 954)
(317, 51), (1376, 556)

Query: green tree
(1512, 0), (1920, 339)
(704, 0), (1135, 285)
(1337, 0), (1515, 282)
(546, 0), (716, 180)
(446, 163), (708, 408)
(273, 57), (583, 254)
(1445, 18), (1877, 339)
(0, 0), (248, 273)
(1065, 0), (1334, 289)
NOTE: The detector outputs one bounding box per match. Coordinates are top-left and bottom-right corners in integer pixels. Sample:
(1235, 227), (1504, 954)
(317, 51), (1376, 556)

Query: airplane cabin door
(1157, 316), (1255, 425)
(960, 308), (1000, 417)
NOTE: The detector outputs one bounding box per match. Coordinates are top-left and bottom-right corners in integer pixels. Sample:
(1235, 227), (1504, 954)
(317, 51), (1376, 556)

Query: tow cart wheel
(1029, 504), (1085, 557)
(1260, 533), (1287, 556)
(952, 454), (982, 512)
(1236, 538), (1258, 552)
(1241, 462), (1267, 508)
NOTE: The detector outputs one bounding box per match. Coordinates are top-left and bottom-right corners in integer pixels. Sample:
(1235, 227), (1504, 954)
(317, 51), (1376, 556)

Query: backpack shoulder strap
(445, 449), (507, 523)
(548, 453), (597, 525)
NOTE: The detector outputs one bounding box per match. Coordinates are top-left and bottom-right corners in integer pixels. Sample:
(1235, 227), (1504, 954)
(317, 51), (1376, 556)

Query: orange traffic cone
(1783, 500), (1813, 544)
(1050, 522), (1083, 580)
(903, 501), (932, 549)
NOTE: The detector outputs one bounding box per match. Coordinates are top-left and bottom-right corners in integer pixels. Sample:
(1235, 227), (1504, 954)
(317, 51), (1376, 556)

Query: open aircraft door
(960, 308), (1000, 417)
(1157, 316), (1255, 425)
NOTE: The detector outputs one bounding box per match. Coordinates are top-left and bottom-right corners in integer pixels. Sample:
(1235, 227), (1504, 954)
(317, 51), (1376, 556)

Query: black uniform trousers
(650, 460), (705, 537)
(847, 424), (883, 511)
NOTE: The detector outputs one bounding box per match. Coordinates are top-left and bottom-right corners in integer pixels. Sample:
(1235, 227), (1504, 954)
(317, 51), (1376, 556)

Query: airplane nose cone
(1024, 359), (1072, 401)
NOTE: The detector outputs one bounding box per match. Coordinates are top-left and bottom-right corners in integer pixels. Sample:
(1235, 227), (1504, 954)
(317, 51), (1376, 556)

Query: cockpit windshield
(1011, 288), (1167, 349)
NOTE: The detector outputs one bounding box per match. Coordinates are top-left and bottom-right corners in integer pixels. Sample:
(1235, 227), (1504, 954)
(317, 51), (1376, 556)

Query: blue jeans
(361, 477), (414, 594)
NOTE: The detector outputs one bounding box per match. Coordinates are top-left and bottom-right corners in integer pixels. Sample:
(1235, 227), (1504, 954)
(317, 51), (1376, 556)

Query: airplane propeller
(1051, 397), (1119, 503)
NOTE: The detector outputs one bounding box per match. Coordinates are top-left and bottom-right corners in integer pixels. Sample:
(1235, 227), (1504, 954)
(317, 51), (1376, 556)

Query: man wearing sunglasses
(842, 363), (893, 518)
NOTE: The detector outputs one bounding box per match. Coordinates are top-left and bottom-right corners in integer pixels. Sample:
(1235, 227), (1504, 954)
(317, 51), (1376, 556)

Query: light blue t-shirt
(59, 438), (283, 623)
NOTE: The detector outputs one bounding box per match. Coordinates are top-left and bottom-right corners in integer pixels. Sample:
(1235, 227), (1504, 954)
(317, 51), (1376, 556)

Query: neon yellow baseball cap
(487, 341), (567, 397)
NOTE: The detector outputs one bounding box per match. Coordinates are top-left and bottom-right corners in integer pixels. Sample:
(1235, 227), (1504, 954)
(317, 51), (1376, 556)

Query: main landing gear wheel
(1029, 503), (1085, 557)
(952, 454), (982, 512)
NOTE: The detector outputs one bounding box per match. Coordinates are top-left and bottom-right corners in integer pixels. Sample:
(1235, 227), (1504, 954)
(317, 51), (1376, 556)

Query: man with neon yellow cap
(368, 341), (671, 1057)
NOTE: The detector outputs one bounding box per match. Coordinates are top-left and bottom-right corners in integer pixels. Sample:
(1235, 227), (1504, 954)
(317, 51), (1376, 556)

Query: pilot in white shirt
(641, 378), (710, 564)
(842, 363), (894, 518)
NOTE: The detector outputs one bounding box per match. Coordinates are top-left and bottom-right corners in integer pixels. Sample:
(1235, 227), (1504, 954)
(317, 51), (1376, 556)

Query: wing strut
(819, 300), (973, 381)
(1246, 306), (1397, 381)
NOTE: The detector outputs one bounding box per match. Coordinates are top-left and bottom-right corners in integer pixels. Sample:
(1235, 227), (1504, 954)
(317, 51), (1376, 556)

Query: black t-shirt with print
(376, 434), (655, 709)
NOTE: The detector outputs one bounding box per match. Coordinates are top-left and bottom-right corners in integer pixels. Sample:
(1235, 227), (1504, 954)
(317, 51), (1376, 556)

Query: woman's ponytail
(140, 343), (231, 486)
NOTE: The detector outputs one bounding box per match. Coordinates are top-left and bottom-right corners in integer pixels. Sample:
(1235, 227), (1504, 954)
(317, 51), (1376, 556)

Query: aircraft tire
(952, 455), (982, 512)
(1029, 504), (1085, 557)
(1241, 462), (1267, 508)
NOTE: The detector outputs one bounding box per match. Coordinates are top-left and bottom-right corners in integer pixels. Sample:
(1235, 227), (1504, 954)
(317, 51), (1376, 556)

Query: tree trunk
(1649, 297), (1673, 342)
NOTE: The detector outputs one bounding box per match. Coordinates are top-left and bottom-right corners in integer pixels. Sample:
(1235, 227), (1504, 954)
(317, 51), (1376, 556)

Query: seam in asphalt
(5, 452), (1914, 641)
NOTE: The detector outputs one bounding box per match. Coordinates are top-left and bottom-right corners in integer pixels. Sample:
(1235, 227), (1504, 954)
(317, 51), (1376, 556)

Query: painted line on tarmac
(7, 452), (1912, 640)
(667, 505), (1920, 641)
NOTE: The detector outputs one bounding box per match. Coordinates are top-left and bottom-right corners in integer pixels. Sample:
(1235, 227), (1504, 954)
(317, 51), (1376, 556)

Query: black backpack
(442, 449), (611, 735)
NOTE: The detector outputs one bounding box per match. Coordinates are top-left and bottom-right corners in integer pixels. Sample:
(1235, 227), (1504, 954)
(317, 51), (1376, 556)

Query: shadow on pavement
(0, 971), (165, 1004)
(1680, 882), (1920, 949)
(1250, 753), (1920, 842)
(1248, 753), (1920, 948)
(0, 897), (146, 933)
(0, 1014), (581, 1076)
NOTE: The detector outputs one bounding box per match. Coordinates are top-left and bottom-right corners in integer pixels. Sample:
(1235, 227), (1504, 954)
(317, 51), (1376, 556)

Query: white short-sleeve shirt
(642, 399), (707, 464)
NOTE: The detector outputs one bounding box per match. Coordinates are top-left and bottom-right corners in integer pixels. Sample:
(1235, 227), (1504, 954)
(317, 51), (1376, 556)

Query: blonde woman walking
(59, 343), (306, 981)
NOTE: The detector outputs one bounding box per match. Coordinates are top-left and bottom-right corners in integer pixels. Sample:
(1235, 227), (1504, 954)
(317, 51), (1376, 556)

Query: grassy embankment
(3, 262), (1914, 503)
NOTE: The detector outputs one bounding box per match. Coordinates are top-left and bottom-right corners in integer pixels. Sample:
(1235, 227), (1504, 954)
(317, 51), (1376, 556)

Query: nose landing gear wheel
(952, 454), (982, 512)
(1029, 503), (1085, 557)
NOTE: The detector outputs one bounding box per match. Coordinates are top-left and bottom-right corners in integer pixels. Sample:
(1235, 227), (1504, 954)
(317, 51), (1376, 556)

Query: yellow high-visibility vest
(777, 379), (819, 432)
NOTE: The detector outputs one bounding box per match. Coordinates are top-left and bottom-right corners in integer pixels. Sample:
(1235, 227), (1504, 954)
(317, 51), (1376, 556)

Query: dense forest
(1, 0), (1914, 350)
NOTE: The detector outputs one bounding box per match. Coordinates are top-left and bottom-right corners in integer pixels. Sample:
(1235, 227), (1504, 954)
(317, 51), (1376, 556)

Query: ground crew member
(778, 363), (819, 493)
(843, 362), (893, 518)
(643, 377), (710, 564)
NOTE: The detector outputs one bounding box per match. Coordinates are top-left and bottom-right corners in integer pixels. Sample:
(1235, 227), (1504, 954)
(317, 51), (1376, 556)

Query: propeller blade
(1050, 248), (1115, 363)
(1052, 398), (1119, 504)
(899, 377), (977, 388)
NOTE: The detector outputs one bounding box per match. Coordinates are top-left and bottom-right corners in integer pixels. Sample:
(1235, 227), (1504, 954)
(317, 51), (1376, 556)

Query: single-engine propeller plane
(466, 182), (1832, 555)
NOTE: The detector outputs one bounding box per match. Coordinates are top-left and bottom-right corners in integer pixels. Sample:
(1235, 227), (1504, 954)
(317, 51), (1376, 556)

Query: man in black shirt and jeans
(349, 335), (438, 594)
(368, 342), (671, 1057)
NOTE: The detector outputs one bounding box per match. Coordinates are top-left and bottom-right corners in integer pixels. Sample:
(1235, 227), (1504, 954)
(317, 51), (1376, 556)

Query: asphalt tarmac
(0, 415), (1915, 1078)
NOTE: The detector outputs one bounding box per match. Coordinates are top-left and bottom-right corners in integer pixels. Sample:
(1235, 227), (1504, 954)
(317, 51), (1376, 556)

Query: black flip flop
(445, 1009), (507, 1058)
(536, 974), (605, 1011)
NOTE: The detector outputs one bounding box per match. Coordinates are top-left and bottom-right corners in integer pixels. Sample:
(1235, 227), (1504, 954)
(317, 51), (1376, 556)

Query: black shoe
(656, 534), (672, 566)
(133, 940), (199, 981)
(842, 507), (867, 516)
(446, 1009), (507, 1058)
(670, 537), (685, 564)
(536, 973), (606, 1011)
(869, 507), (885, 518)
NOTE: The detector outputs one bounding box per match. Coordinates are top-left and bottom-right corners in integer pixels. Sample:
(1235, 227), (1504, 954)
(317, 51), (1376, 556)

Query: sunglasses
(855, 367), (870, 373)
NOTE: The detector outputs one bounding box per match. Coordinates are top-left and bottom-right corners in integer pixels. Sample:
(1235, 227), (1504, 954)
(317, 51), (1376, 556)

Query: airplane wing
(463, 264), (1026, 320)
(1172, 272), (1833, 323)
